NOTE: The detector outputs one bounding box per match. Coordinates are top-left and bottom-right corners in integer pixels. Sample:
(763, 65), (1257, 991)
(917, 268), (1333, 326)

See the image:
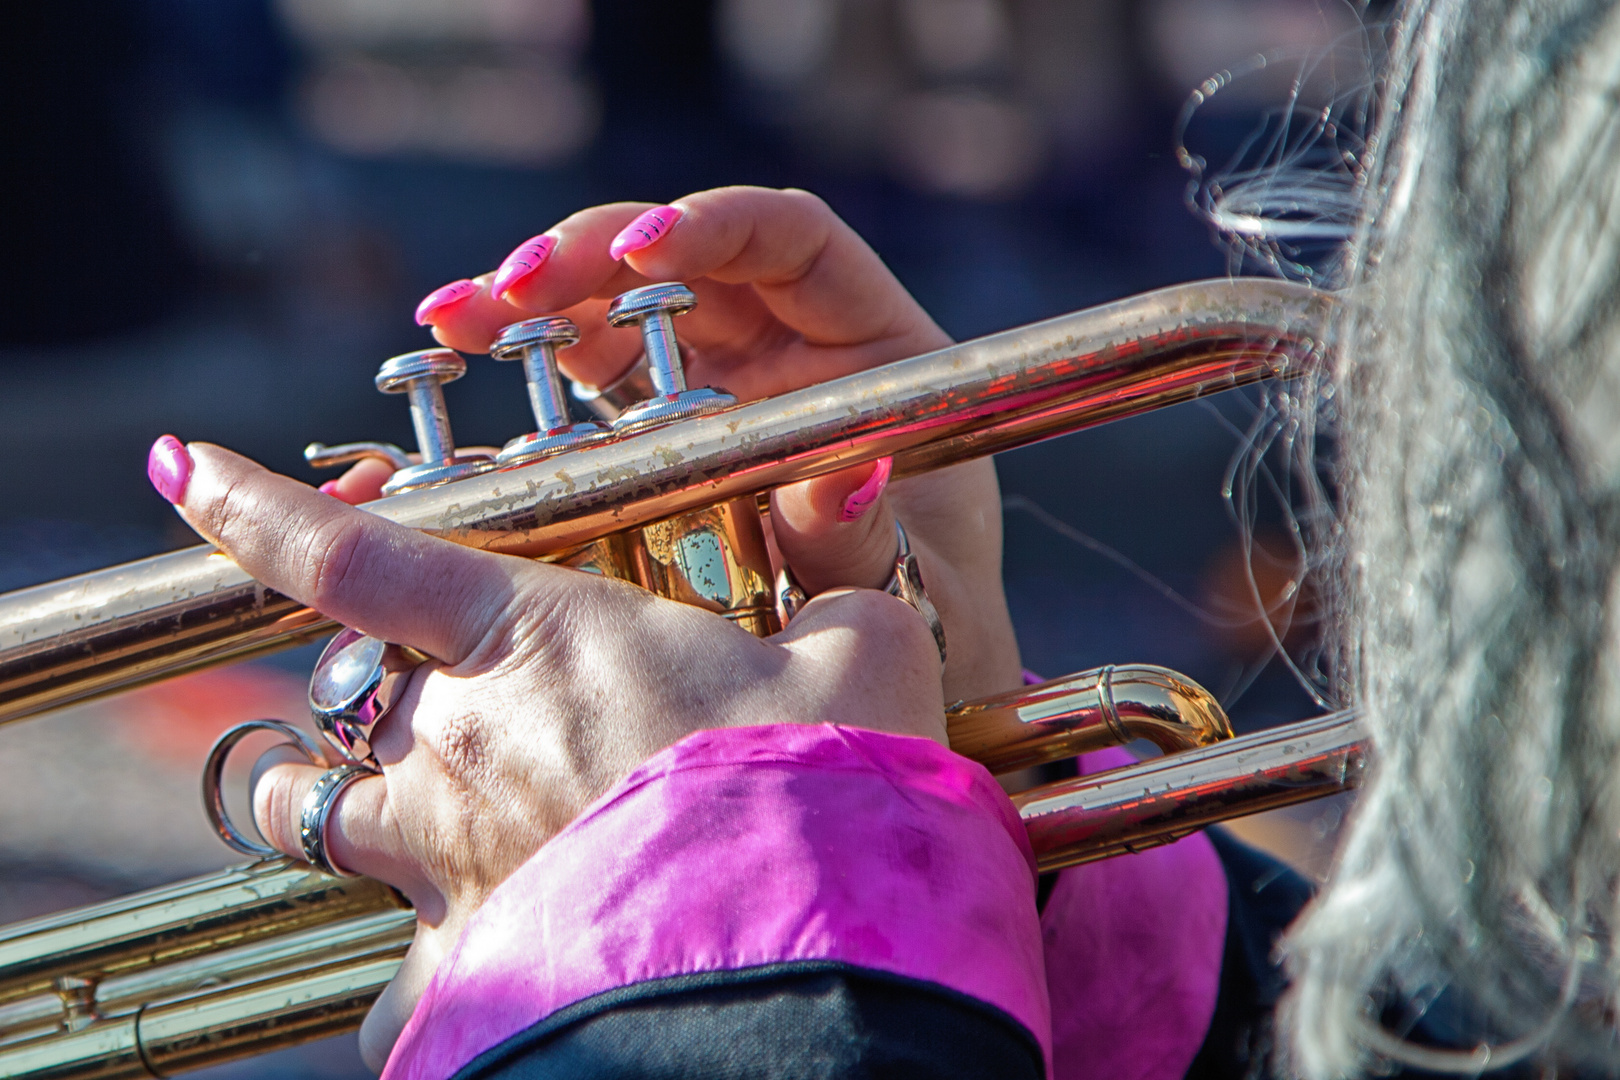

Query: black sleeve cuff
(451, 961), (1045, 1080)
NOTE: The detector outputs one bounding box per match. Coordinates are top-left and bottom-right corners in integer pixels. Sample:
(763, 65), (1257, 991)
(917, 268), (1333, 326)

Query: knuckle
(779, 187), (830, 217)
(202, 470), (256, 550)
(430, 712), (489, 781)
(301, 517), (367, 614)
(829, 587), (933, 655)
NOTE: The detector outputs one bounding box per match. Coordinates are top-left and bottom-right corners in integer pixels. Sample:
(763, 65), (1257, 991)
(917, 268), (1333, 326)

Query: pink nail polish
(415, 279), (479, 326)
(147, 435), (193, 505)
(491, 235), (557, 299)
(839, 457), (892, 522)
(609, 205), (684, 260)
(319, 480), (342, 497)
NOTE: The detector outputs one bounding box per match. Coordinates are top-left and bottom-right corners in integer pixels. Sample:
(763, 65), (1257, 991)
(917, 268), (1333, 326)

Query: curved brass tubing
(946, 664), (1235, 776)
(0, 277), (1339, 1078)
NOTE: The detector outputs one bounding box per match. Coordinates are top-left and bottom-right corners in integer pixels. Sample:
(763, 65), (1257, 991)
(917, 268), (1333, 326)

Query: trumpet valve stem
(490, 317), (611, 466)
(606, 282), (737, 434)
(373, 348), (494, 495)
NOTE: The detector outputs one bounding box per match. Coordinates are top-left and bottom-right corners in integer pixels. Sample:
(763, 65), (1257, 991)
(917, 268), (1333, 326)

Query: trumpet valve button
(375, 348), (466, 392)
(372, 347), (492, 491)
(606, 282), (697, 326)
(491, 316), (581, 357)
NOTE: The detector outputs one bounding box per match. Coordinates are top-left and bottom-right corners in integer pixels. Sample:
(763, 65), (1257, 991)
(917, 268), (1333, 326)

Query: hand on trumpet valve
(158, 437), (953, 1068)
(395, 186), (1021, 699)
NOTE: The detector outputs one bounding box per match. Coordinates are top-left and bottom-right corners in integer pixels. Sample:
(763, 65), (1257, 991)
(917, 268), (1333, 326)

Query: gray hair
(1278, 0), (1620, 1074)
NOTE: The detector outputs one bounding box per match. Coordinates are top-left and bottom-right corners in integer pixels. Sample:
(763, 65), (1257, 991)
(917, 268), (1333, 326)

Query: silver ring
(886, 521), (947, 664)
(203, 720), (328, 858)
(309, 628), (424, 767)
(569, 353), (655, 421)
(300, 762), (378, 877)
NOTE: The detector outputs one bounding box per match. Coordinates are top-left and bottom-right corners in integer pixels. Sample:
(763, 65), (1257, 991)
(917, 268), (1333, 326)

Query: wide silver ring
(203, 719), (328, 858)
(299, 762), (377, 878)
(569, 354), (656, 421)
(774, 521), (947, 664)
(886, 521), (947, 664)
(309, 628), (425, 767)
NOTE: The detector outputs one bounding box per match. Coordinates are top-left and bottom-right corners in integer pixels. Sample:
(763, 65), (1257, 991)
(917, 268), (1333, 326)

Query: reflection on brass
(632, 500), (779, 637)
(556, 534), (638, 582)
(1017, 710), (1367, 871)
(0, 861), (411, 1077)
(0, 278), (1357, 1077)
(947, 664), (1235, 775)
(0, 279), (1331, 725)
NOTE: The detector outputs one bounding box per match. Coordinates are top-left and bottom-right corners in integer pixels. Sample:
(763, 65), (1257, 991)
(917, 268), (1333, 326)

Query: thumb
(770, 457), (897, 596)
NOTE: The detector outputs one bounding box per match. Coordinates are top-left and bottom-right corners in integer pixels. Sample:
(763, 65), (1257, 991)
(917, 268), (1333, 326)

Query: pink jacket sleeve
(382, 723), (1053, 1080)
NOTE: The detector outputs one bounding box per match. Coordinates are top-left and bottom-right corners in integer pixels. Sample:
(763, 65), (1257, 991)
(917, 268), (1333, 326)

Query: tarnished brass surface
(632, 500), (779, 636)
(0, 861), (405, 1010)
(1016, 710), (1367, 871)
(947, 664), (1235, 775)
(0, 277), (1344, 1076)
(0, 278), (1329, 724)
(0, 860), (412, 1078)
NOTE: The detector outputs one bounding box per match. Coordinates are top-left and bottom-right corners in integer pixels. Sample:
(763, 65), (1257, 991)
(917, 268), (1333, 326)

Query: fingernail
(319, 480), (341, 497)
(415, 279), (479, 326)
(491, 234), (557, 300)
(609, 205), (683, 260)
(839, 457), (892, 522)
(147, 435), (193, 505)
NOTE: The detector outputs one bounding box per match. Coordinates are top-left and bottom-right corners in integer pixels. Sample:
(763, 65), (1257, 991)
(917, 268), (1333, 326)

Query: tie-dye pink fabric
(382, 724), (1052, 1080)
(1045, 744), (1228, 1080)
(1024, 665), (1228, 1080)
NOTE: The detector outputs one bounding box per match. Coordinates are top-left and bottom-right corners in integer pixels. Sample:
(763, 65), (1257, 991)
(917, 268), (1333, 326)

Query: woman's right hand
(329, 187), (1023, 704)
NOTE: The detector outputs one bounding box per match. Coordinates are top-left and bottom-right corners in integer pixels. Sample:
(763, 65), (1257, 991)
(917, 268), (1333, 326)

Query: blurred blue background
(0, 1), (1361, 1074)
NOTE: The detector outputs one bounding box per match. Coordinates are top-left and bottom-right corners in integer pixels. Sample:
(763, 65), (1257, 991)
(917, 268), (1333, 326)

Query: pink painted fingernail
(147, 435), (193, 505)
(609, 205), (683, 260)
(491, 234), (557, 299)
(318, 480), (341, 497)
(839, 457), (893, 522)
(414, 279), (479, 326)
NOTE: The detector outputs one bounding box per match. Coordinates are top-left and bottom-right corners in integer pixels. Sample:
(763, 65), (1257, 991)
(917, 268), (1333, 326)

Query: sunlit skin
(335, 185), (1023, 707)
(148, 186), (1031, 1070)
(153, 439), (946, 1068)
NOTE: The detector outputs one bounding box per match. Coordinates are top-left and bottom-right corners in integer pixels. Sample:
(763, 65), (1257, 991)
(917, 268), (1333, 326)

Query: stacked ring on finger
(202, 720), (381, 876)
(773, 521), (947, 665)
(203, 719), (330, 858)
(299, 761), (376, 877)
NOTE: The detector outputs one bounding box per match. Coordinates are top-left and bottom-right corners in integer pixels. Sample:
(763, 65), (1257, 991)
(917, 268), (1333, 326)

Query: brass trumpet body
(0, 278), (1329, 724)
(0, 278), (1362, 1077)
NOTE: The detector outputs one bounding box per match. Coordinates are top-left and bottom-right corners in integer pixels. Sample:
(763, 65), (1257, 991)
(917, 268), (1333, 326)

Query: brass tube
(946, 664), (1235, 775)
(0, 861), (406, 1009)
(0, 951), (405, 1080)
(1016, 710), (1367, 871)
(0, 278), (1329, 725)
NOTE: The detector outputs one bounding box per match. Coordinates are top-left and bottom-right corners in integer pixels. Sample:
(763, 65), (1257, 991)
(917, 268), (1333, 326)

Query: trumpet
(0, 278), (1364, 1078)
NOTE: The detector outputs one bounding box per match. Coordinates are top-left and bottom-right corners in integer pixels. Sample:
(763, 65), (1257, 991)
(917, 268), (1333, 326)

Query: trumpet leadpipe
(0, 278), (1330, 726)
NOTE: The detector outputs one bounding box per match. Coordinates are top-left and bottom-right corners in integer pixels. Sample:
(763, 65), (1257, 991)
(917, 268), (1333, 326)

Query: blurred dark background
(0, 0), (1360, 1074)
